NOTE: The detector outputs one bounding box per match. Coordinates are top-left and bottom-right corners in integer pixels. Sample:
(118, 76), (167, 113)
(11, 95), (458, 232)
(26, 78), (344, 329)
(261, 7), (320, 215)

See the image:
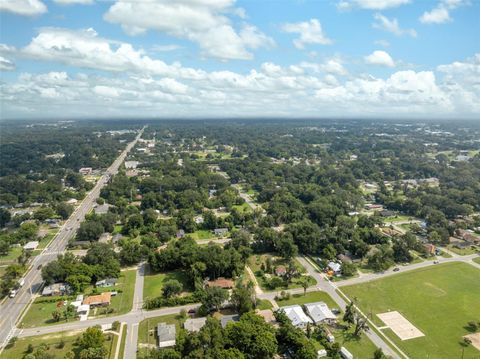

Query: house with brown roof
(275, 266), (287, 276)
(206, 277), (234, 289)
(423, 243), (436, 256)
(82, 292), (112, 308)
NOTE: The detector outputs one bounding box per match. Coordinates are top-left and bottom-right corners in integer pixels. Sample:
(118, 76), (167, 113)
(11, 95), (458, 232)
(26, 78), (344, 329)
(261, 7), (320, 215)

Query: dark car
(37, 264), (43, 270)
(393, 267), (400, 272)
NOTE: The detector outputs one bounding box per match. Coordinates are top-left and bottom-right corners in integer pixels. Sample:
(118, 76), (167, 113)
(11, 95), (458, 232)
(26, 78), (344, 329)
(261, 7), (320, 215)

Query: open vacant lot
(342, 262), (480, 358)
(143, 269), (193, 300)
(0, 330), (116, 359)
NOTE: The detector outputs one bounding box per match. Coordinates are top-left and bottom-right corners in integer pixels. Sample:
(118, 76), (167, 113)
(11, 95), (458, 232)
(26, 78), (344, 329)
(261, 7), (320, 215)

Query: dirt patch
(378, 311), (424, 340)
(464, 332), (480, 351)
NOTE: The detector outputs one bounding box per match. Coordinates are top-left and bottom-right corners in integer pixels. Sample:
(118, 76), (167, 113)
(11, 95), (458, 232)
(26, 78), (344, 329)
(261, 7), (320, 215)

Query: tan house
(82, 292), (112, 308)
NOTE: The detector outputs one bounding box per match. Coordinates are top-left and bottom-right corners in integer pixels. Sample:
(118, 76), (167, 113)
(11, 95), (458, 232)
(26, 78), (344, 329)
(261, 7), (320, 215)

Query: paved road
(337, 253), (480, 287)
(0, 127), (145, 350)
(124, 263), (145, 359)
(16, 303), (200, 339)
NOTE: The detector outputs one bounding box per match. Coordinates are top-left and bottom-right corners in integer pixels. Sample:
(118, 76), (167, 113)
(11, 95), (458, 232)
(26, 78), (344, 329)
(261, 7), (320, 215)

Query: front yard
(19, 269), (136, 328)
(248, 254), (316, 291)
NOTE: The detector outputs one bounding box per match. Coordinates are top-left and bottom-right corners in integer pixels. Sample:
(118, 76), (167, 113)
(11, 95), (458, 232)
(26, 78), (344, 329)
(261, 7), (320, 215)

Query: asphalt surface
(0, 127), (144, 350)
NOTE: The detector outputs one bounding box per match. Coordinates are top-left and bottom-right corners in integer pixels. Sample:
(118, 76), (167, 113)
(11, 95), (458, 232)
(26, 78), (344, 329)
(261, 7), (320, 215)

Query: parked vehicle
(9, 289), (17, 298)
(393, 268), (400, 272)
(18, 279), (25, 287)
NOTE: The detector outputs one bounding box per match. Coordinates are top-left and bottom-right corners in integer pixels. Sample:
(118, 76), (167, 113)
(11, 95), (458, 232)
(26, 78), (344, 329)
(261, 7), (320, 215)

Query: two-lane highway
(0, 127), (145, 350)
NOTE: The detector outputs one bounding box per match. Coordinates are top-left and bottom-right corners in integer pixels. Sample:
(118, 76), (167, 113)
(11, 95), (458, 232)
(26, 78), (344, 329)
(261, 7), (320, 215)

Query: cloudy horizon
(1, 0), (479, 120)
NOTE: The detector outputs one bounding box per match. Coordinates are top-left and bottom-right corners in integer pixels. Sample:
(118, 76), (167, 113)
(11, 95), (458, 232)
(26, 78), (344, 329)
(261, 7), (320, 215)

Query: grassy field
(473, 257), (480, 265)
(232, 202), (253, 213)
(143, 269), (193, 300)
(21, 270), (136, 327)
(19, 296), (79, 328)
(188, 229), (215, 240)
(277, 291), (338, 308)
(342, 262), (480, 359)
(447, 244), (479, 255)
(94, 269), (136, 317)
(256, 299), (273, 310)
(0, 246), (22, 264)
(0, 330), (115, 359)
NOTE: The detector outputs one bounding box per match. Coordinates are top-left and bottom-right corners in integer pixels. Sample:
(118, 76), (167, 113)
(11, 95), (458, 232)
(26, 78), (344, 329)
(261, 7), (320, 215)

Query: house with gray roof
(184, 317), (207, 332)
(157, 323), (176, 348)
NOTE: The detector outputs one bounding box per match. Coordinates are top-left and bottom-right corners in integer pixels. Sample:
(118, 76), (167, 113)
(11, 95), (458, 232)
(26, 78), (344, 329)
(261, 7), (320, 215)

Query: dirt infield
(377, 311), (424, 340)
(464, 332), (480, 351)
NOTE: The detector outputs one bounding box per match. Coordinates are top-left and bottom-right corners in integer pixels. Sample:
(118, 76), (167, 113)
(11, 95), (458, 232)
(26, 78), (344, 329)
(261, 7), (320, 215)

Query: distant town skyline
(0, 0), (479, 119)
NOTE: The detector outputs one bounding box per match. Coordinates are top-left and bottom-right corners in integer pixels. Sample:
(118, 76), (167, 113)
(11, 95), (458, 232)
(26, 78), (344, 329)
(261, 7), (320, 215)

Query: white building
(340, 347), (354, 359)
(304, 302), (337, 325)
(23, 241), (39, 251)
(281, 305), (313, 329)
(327, 261), (342, 275)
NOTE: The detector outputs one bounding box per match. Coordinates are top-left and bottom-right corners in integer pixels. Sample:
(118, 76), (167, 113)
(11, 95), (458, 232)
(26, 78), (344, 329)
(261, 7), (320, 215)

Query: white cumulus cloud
(0, 0), (47, 16)
(373, 13), (417, 37)
(103, 0), (273, 60)
(282, 19), (332, 49)
(338, 0), (410, 10)
(420, 0), (468, 24)
(365, 50), (395, 67)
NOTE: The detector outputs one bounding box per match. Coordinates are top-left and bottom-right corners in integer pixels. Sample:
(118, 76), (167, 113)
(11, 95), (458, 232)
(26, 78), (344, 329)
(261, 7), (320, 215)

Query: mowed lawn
(473, 257), (480, 265)
(0, 330), (116, 359)
(143, 269), (193, 300)
(342, 262), (480, 359)
(20, 269), (136, 327)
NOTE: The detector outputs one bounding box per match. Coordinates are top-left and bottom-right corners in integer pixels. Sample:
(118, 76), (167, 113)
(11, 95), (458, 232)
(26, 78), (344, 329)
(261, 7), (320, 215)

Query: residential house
(337, 254), (352, 264)
(256, 309), (277, 326)
(79, 167), (93, 175)
(194, 215), (204, 224)
(220, 314), (240, 328)
(184, 317), (207, 332)
(176, 230), (185, 239)
(94, 204), (111, 215)
(214, 228), (228, 236)
(317, 349), (328, 358)
(340, 347), (354, 359)
(23, 241), (39, 251)
(112, 234), (123, 244)
(423, 243), (436, 256)
(157, 323), (176, 348)
(125, 161), (140, 169)
(327, 262), (342, 275)
(207, 277), (234, 289)
(42, 283), (71, 296)
(281, 305), (313, 329)
(275, 266), (287, 277)
(82, 292), (112, 308)
(95, 278), (117, 288)
(66, 198), (78, 205)
(304, 302), (337, 325)
(98, 233), (111, 243)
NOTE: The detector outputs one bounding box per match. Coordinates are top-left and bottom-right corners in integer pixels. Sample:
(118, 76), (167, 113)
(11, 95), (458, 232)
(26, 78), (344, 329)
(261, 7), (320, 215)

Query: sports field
(342, 262), (480, 359)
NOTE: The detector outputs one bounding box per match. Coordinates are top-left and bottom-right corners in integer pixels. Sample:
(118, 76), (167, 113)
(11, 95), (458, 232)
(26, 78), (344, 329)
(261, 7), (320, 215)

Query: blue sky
(0, 0), (479, 119)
